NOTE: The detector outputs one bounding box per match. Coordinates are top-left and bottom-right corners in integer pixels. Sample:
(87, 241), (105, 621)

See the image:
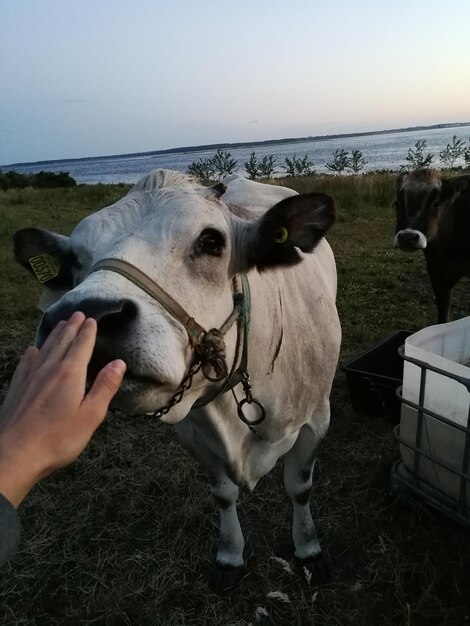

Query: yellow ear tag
(28, 254), (61, 284)
(273, 227), (289, 244)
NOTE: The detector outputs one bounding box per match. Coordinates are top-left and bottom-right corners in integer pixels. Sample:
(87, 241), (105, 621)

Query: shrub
(211, 149), (238, 178)
(326, 149), (349, 174)
(283, 154), (314, 176)
(1, 171), (30, 190)
(464, 141), (470, 169)
(187, 159), (216, 180)
(439, 135), (466, 168)
(346, 149), (368, 173)
(187, 149), (237, 180)
(258, 155), (276, 178)
(401, 139), (434, 170)
(244, 152), (260, 179)
(33, 171), (76, 188)
(244, 153), (277, 179)
(0, 170), (76, 190)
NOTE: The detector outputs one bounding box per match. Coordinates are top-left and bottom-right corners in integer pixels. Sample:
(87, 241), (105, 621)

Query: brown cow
(394, 169), (470, 323)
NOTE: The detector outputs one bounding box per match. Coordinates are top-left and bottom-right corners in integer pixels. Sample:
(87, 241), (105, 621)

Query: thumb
(82, 360), (126, 419)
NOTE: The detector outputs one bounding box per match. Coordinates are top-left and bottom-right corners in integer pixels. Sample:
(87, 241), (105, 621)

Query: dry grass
(0, 175), (469, 625)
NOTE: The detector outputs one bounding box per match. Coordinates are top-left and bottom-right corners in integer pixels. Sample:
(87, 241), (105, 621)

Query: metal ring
(202, 357), (228, 383)
(237, 398), (266, 426)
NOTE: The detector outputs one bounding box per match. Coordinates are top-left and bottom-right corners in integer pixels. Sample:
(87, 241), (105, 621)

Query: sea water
(4, 125), (470, 185)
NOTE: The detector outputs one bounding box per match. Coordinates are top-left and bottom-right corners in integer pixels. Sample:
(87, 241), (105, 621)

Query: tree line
(0, 170), (77, 191)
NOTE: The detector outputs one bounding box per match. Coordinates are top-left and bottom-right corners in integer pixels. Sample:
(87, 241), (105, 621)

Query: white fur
(35, 169), (341, 573)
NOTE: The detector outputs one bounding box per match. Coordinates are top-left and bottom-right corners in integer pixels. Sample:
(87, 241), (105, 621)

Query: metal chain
(152, 359), (204, 419)
(151, 285), (266, 435)
(152, 358), (266, 439)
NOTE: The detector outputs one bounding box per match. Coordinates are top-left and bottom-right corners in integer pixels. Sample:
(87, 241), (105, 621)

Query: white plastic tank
(400, 317), (470, 508)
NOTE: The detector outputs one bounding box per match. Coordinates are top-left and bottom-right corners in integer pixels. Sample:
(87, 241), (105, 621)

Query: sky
(1, 0), (470, 165)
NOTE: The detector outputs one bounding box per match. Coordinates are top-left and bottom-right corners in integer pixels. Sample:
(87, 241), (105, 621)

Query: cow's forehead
(71, 187), (228, 253)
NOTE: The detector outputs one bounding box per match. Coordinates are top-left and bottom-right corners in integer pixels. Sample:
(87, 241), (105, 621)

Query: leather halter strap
(87, 257), (252, 413)
(87, 258), (248, 350)
(88, 258), (206, 346)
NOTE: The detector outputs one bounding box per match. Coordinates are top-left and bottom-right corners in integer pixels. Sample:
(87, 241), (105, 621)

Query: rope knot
(195, 328), (228, 381)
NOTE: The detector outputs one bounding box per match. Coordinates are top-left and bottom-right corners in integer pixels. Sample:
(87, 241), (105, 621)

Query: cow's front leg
(283, 419), (330, 583)
(426, 256), (460, 324)
(207, 467), (245, 594)
(174, 417), (245, 593)
(432, 282), (453, 324)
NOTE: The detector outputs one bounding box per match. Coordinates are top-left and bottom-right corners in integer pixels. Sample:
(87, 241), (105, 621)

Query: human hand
(0, 312), (126, 507)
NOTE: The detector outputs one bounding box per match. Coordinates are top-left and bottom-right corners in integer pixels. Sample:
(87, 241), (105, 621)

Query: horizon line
(3, 120), (470, 169)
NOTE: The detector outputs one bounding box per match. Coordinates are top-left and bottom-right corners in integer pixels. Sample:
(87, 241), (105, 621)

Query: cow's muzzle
(394, 229), (427, 251)
(85, 258), (260, 425)
(37, 297), (138, 345)
(37, 297), (138, 376)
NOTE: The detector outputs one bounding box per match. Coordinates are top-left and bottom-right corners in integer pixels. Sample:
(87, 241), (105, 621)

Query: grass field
(0, 173), (469, 625)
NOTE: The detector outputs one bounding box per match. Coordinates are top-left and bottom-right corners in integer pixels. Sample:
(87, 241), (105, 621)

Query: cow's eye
(198, 228), (225, 256)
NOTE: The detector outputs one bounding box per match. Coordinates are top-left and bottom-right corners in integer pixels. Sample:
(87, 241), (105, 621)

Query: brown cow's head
(394, 169), (468, 251)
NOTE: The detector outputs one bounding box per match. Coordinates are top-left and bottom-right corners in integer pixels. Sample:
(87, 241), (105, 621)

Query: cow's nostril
(397, 231), (421, 246)
(98, 300), (138, 335)
(37, 298), (138, 347)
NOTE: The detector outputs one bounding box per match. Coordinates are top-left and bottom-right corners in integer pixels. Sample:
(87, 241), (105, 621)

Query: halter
(88, 258), (265, 431)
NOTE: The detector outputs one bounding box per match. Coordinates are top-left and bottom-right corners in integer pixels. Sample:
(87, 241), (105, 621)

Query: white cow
(14, 170), (341, 592)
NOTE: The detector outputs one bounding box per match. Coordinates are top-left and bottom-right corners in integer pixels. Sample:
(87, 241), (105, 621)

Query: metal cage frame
(391, 345), (470, 528)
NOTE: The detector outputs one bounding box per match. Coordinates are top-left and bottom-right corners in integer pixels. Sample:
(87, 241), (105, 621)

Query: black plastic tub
(340, 330), (413, 418)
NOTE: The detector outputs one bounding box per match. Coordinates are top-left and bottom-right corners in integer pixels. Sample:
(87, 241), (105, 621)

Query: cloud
(61, 98), (88, 105)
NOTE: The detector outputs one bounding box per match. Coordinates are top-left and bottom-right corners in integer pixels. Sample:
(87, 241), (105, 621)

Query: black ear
(14, 228), (75, 290)
(440, 177), (468, 204)
(209, 182), (227, 198)
(247, 192), (335, 271)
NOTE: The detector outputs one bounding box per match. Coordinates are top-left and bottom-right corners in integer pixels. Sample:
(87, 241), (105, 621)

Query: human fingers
(81, 359), (126, 424)
(33, 319), (68, 366)
(63, 317), (97, 368)
(37, 311), (86, 367)
(10, 346), (39, 387)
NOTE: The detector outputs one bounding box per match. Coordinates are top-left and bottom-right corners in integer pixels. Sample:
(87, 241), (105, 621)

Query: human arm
(0, 311), (126, 509)
(0, 493), (20, 568)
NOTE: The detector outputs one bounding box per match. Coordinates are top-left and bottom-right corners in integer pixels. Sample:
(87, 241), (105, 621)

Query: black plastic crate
(340, 330), (413, 418)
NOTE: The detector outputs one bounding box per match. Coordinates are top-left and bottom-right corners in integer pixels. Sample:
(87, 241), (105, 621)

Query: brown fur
(394, 172), (470, 322)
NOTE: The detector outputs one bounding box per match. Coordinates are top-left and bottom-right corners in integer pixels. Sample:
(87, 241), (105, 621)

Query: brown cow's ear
(246, 192), (335, 271)
(14, 228), (75, 290)
(440, 177), (468, 204)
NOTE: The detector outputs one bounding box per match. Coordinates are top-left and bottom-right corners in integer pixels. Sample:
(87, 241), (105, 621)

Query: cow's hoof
(208, 562), (245, 594)
(295, 551), (331, 585)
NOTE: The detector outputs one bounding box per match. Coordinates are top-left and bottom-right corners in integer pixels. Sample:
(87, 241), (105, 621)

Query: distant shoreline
(4, 121), (470, 168)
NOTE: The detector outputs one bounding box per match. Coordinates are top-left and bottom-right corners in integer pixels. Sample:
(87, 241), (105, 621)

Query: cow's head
(394, 169), (468, 251)
(14, 170), (334, 421)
